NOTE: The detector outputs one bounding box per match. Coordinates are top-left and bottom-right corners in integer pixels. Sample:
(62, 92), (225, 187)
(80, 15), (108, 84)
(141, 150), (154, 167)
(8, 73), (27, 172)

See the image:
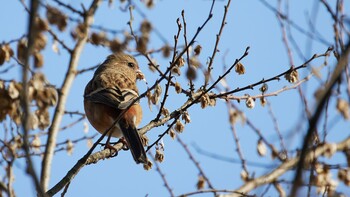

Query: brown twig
(215, 49), (331, 98)
(220, 137), (350, 196)
(178, 189), (254, 197)
(148, 151), (175, 197)
(51, 0), (84, 16)
(258, 0), (331, 46)
(227, 102), (249, 174)
(181, 10), (194, 93)
(40, 0), (102, 191)
(177, 136), (215, 190)
(290, 41), (350, 196)
(204, 0), (231, 89)
(20, 0), (46, 196)
(266, 101), (287, 158)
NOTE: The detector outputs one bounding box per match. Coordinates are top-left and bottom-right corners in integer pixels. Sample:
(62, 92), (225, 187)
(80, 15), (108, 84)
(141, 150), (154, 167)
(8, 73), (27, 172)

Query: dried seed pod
(235, 62), (245, 75)
(151, 84), (162, 105)
(90, 32), (107, 46)
(336, 98), (350, 120)
(34, 33), (47, 51)
(169, 128), (176, 139)
(259, 83), (268, 93)
(9, 101), (21, 125)
(0, 44), (14, 65)
(44, 86), (58, 106)
(83, 121), (89, 134)
(136, 35), (149, 54)
(171, 66), (181, 76)
(174, 82), (182, 94)
(36, 108), (50, 130)
(140, 20), (152, 34)
(146, 90), (152, 110)
(0, 47), (6, 65)
(46, 6), (67, 31)
(189, 57), (200, 68)
(338, 168), (348, 181)
(176, 57), (185, 67)
(17, 38), (27, 62)
(145, 0), (155, 8)
(284, 69), (299, 83)
(143, 159), (153, 171)
(52, 41), (60, 54)
(8, 81), (20, 99)
(260, 97), (267, 107)
(162, 45), (171, 57)
(181, 111), (191, 124)
(28, 113), (39, 130)
(31, 135), (41, 152)
(194, 45), (202, 56)
(72, 23), (87, 40)
(229, 109), (238, 125)
(34, 52), (44, 68)
(140, 134), (149, 146)
(161, 107), (170, 117)
(208, 97), (216, 107)
(66, 140), (74, 156)
(155, 149), (164, 163)
(109, 38), (124, 53)
(257, 139), (267, 156)
(30, 72), (46, 90)
(240, 170), (249, 182)
(87, 138), (93, 148)
(186, 66), (197, 81)
(245, 97), (255, 109)
(196, 175), (206, 190)
(174, 120), (184, 133)
(35, 17), (49, 32)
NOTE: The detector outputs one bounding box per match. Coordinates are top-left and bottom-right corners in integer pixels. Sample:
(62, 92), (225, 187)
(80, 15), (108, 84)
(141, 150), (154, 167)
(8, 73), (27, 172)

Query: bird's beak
(136, 69), (146, 81)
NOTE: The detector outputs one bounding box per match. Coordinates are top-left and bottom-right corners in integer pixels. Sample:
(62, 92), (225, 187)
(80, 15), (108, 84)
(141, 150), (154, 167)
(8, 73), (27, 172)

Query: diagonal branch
(220, 137), (350, 197)
(40, 0), (102, 191)
(290, 40), (350, 197)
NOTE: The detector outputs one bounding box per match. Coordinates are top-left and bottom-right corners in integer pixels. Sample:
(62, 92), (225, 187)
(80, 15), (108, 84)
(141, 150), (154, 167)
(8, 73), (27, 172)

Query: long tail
(120, 119), (147, 164)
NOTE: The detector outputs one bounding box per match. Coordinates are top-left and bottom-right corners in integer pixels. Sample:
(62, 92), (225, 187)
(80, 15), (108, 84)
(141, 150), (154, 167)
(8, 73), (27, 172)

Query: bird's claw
(104, 143), (119, 157)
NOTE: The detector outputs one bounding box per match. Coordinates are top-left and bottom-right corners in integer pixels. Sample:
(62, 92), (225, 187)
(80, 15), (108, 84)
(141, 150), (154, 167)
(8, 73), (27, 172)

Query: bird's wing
(84, 87), (139, 109)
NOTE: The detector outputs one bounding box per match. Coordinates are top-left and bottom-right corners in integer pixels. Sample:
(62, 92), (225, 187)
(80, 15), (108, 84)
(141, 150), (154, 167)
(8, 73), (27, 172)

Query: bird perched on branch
(83, 53), (147, 164)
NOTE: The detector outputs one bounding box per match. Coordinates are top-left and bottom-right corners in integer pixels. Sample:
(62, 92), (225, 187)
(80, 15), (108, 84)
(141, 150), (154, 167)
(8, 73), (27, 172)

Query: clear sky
(1, 0), (349, 196)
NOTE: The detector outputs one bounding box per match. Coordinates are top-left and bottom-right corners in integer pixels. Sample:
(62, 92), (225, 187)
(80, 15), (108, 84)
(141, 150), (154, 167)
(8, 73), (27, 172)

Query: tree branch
(40, 0), (102, 191)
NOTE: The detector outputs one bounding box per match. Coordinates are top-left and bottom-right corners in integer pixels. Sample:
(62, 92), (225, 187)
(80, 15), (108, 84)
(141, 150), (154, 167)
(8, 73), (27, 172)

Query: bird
(83, 53), (147, 164)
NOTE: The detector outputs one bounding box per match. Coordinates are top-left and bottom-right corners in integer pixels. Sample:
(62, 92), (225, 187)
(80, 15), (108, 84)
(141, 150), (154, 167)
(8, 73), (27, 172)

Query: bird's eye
(128, 62), (135, 68)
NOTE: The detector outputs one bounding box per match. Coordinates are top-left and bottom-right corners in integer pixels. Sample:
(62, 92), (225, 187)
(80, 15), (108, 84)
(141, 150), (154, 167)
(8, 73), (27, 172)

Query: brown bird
(84, 53), (147, 164)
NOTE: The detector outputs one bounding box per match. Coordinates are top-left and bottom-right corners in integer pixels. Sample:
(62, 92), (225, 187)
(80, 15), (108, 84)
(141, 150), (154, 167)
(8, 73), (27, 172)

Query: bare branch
(221, 137), (350, 196)
(40, 0), (102, 191)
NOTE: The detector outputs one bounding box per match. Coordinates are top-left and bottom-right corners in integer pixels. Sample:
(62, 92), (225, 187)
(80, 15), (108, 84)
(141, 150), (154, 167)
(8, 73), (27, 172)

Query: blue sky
(1, 0), (349, 196)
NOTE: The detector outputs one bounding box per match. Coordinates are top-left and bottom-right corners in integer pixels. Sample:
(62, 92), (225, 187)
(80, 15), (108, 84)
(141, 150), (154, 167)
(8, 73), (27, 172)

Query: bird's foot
(117, 137), (129, 151)
(104, 142), (119, 157)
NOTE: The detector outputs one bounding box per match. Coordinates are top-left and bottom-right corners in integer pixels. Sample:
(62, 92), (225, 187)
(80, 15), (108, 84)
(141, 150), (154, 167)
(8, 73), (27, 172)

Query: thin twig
(51, 0), (84, 16)
(181, 10), (194, 93)
(177, 136), (215, 190)
(221, 137), (350, 196)
(227, 102), (250, 175)
(215, 49), (331, 98)
(290, 41), (350, 196)
(148, 152), (175, 197)
(204, 0), (231, 89)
